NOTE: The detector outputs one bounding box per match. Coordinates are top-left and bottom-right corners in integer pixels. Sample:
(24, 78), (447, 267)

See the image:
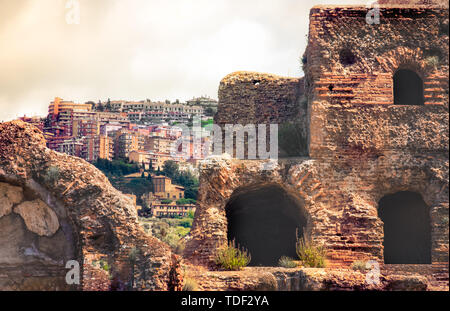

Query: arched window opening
(393, 69), (424, 106)
(378, 191), (431, 264)
(226, 184), (307, 266)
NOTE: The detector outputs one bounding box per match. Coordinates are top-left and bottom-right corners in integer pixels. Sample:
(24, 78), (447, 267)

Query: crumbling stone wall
(215, 71), (308, 158)
(186, 4), (449, 271)
(303, 5), (449, 264)
(216, 71), (305, 126)
(0, 121), (182, 291)
(304, 5), (449, 158)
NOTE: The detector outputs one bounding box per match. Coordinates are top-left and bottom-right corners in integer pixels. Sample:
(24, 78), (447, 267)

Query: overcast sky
(0, 0), (360, 121)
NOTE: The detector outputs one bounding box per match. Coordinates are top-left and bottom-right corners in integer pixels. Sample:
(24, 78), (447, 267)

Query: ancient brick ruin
(0, 1), (448, 292)
(184, 2), (449, 289)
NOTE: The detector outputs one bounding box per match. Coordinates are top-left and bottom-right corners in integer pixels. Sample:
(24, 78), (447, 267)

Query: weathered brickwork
(185, 3), (449, 290)
(216, 71), (305, 126)
(304, 5), (449, 265)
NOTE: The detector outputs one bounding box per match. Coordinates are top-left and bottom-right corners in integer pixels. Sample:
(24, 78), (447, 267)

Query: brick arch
(393, 68), (424, 105)
(377, 190), (432, 264)
(224, 182), (311, 266)
(377, 46), (447, 105)
(364, 162), (448, 264)
(377, 46), (433, 78)
(184, 160), (320, 266)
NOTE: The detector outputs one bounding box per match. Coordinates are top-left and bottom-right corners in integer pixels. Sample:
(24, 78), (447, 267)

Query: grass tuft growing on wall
(215, 240), (251, 271)
(182, 278), (199, 291)
(278, 256), (298, 268)
(295, 230), (327, 268)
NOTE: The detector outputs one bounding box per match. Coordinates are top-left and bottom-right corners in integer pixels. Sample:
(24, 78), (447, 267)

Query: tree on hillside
(156, 167), (162, 176)
(97, 101), (104, 112)
(105, 98), (112, 111)
(149, 159), (154, 172)
(184, 186), (198, 200)
(162, 160), (179, 180)
(86, 101), (96, 110)
(204, 107), (215, 117)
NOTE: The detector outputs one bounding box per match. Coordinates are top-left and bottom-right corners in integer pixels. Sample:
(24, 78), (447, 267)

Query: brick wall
(216, 71), (305, 126)
(304, 6), (449, 159)
(186, 4), (449, 269)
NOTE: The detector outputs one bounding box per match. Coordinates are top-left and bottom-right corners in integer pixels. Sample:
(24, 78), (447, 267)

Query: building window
(393, 69), (424, 106)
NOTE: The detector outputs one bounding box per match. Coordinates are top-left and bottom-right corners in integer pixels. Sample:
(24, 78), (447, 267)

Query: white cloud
(0, 0), (360, 121)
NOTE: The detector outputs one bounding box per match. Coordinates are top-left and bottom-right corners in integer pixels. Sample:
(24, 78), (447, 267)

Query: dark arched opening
(226, 184), (307, 266)
(378, 191), (431, 264)
(393, 69), (424, 105)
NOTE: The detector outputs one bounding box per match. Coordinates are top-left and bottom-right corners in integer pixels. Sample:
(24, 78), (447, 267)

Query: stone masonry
(0, 121), (182, 290)
(184, 2), (449, 289)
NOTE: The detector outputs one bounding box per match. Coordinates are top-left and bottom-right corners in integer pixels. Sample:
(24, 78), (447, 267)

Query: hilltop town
(18, 96), (217, 220)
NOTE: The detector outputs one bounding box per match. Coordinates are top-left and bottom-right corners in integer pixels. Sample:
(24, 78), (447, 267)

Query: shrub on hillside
(179, 218), (193, 228)
(176, 198), (197, 205)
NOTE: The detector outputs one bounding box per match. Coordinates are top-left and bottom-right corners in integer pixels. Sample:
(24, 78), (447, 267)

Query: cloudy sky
(0, 0), (359, 121)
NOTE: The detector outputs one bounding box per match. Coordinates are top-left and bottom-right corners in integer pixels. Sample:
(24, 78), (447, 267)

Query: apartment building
(144, 136), (176, 154)
(81, 135), (114, 162)
(48, 97), (91, 116)
(58, 137), (84, 158)
(73, 119), (100, 137)
(114, 130), (143, 159)
(151, 202), (196, 218)
(186, 96), (218, 108)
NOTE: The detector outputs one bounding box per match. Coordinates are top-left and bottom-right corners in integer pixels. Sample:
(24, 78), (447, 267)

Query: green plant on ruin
(182, 278), (199, 291)
(301, 53), (308, 73)
(278, 121), (308, 157)
(215, 240), (251, 271)
(278, 256), (298, 268)
(98, 260), (110, 272)
(91, 259), (110, 273)
(426, 55), (440, 69)
(44, 166), (60, 185)
(351, 260), (369, 272)
(295, 229), (327, 268)
(178, 218), (193, 228)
